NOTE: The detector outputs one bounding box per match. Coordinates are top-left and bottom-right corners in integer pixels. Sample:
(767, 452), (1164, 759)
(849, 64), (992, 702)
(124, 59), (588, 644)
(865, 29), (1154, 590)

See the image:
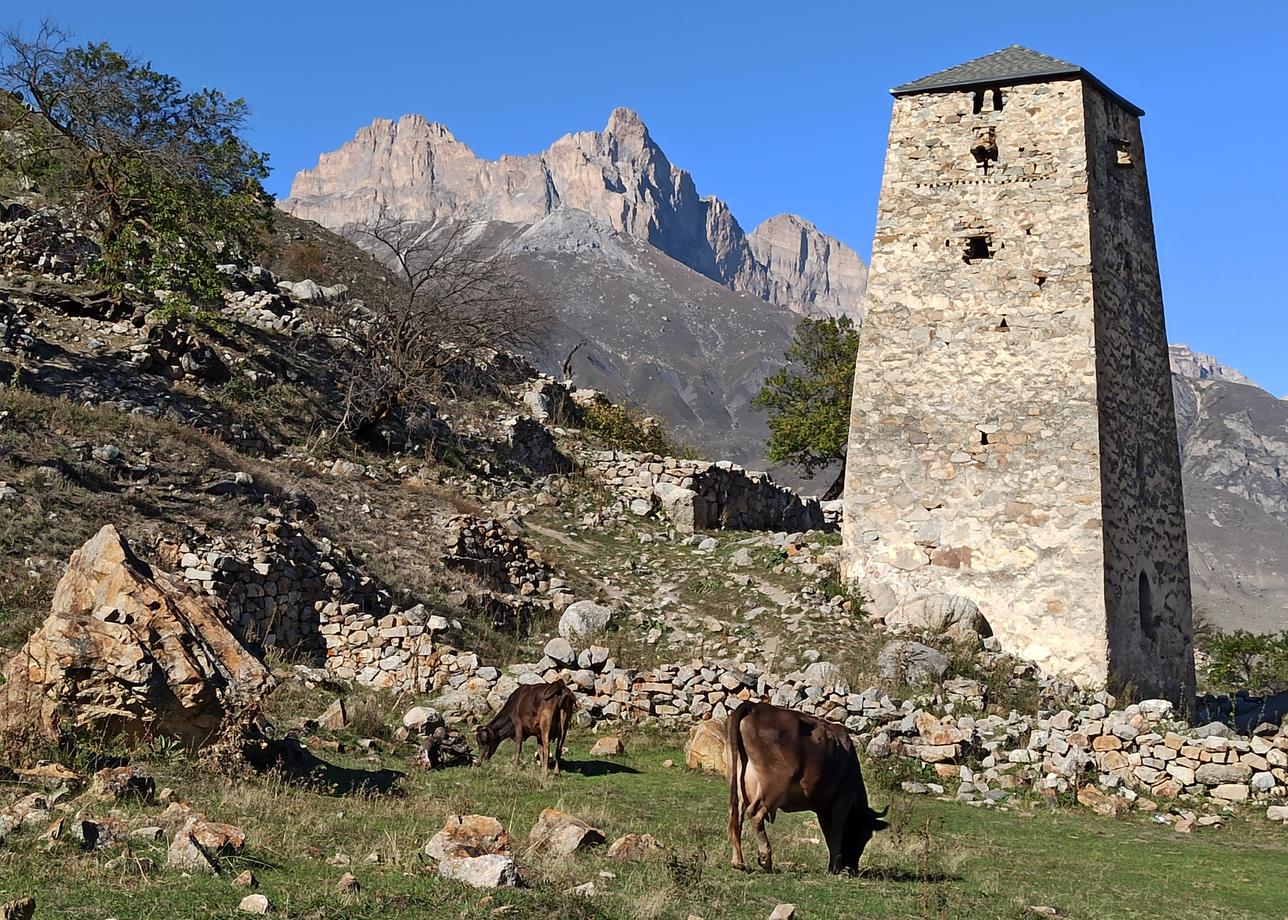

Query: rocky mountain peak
(748, 214), (868, 319)
(1169, 344), (1257, 389)
(281, 110), (865, 319)
(605, 106), (648, 138)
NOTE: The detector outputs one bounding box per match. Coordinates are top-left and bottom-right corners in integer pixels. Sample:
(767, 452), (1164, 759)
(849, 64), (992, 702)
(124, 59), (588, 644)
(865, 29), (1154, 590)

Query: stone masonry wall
(1082, 84), (1195, 701)
(580, 449), (825, 533)
(843, 80), (1112, 685)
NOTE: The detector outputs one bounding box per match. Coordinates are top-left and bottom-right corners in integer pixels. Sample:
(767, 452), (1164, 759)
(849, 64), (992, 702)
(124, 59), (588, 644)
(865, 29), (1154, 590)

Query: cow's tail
(726, 701), (752, 818)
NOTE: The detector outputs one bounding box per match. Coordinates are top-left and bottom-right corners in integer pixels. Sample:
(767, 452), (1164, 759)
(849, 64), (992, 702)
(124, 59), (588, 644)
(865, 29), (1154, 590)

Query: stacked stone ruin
(578, 449), (825, 534)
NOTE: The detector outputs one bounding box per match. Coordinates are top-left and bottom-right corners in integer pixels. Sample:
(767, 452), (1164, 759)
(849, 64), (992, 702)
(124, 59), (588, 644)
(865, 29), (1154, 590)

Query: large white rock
(437, 854), (518, 888)
(558, 601), (613, 642)
(884, 594), (991, 642)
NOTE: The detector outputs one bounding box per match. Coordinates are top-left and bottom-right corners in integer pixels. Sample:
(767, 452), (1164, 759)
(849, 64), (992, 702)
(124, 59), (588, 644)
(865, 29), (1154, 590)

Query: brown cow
(476, 679), (575, 776)
(726, 700), (888, 874)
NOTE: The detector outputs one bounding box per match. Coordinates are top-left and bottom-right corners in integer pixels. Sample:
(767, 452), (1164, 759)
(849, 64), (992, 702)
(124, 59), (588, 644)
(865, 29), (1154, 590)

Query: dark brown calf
(476, 679), (575, 776)
(727, 700), (888, 874)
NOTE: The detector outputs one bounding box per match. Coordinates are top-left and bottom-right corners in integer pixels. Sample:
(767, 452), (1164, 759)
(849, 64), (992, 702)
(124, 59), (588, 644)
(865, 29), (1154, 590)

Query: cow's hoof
(731, 861), (748, 873)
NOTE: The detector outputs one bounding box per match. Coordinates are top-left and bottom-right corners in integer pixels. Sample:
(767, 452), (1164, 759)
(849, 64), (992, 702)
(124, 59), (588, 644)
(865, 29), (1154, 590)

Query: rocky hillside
(280, 111), (866, 476)
(1173, 367), (1288, 632)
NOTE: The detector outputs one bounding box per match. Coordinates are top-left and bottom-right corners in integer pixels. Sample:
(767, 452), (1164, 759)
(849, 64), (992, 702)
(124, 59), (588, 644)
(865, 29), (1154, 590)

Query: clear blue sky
(13, 1), (1287, 393)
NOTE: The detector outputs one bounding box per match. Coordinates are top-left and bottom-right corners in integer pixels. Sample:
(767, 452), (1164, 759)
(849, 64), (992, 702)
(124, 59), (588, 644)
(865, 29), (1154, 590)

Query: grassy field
(3, 725), (1286, 920)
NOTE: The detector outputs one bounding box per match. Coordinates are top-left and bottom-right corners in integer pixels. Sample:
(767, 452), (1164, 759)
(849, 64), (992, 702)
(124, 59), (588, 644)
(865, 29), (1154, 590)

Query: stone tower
(842, 46), (1194, 703)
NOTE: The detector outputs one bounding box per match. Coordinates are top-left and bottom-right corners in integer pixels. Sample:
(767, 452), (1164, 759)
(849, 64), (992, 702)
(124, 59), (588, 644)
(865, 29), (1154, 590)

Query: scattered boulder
(1267, 805), (1288, 822)
(885, 593), (991, 642)
(768, 904), (797, 920)
(316, 699), (348, 731)
(684, 719), (728, 775)
(0, 526), (273, 749)
(1076, 787), (1130, 817)
(590, 735), (625, 756)
(402, 706), (444, 734)
(237, 894), (270, 915)
(337, 872), (360, 894)
(438, 854), (518, 888)
(801, 661), (842, 689)
(412, 726), (474, 770)
(166, 817), (247, 875)
(233, 870), (257, 888)
(89, 766), (155, 802)
(425, 815), (511, 861)
(607, 833), (661, 861)
(528, 808), (605, 855)
(558, 601), (613, 642)
(876, 640), (950, 686)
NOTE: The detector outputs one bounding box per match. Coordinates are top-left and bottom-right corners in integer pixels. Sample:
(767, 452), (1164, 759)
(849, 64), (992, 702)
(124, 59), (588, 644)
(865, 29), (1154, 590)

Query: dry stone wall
(580, 449), (825, 534)
(843, 76), (1192, 702)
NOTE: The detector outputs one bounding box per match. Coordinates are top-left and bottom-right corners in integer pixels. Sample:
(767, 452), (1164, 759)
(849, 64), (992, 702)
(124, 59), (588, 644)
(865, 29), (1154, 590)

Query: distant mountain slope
(1173, 369), (1288, 632)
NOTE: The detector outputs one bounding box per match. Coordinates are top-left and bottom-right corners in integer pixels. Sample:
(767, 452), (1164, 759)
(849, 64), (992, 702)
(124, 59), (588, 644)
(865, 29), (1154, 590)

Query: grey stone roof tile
(891, 44), (1143, 116)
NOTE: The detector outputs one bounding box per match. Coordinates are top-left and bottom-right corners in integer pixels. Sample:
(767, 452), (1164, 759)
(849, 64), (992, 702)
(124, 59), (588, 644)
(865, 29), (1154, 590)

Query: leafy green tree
(752, 314), (861, 499)
(1203, 629), (1288, 697)
(0, 23), (271, 299)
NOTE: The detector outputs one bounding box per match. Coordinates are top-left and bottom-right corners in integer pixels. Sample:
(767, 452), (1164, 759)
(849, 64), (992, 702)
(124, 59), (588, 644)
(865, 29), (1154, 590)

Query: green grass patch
(2, 725), (1284, 919)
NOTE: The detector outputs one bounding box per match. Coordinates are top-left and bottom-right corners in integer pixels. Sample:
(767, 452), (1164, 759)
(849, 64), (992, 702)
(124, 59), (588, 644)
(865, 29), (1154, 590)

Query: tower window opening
(963, 235), (992, 263)
(972, 90), (985, 115)
(994, 316), (1010, 332)
(991, 88), (1004, 111)
(980, 432), (990, 445)
(1138, 571), (1156, 640)
(1033, 273), (1047, 288)
(971, 127), (998, 175)
(1113, 138), (1134, 167)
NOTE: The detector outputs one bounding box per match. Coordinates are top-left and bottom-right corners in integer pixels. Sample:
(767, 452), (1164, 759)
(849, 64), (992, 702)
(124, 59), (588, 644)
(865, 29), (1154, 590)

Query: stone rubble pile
(578, 448), (826, 534)
(0, 206), (98, 282)
(161, 518), (389, 656)
(408, 637), (1288, 818)
(442, 514), (557, 597)
(216, 263), (307, 332)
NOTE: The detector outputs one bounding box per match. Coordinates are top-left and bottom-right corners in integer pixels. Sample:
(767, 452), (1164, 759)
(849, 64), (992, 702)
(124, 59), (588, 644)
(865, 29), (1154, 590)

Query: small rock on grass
(238, 894), (270, 914)
(438, 853), (519, 888)
(337, 872), (360, 894)
(528, 809), (604, 855)
(233, 870), (257, 888)
(590, 736), (625, 756)
(768, 905), (796, 920)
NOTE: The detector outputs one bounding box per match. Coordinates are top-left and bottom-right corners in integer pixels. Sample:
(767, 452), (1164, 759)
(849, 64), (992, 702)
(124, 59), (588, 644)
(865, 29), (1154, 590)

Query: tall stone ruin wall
(843, 80), (1111, 684)
(842, 76), (1193, 702)
(1082, 85), (1194, 700)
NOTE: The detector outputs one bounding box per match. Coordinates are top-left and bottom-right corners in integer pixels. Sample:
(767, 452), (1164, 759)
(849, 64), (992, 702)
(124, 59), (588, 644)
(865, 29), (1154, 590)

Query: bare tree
(327, 208), (549, 439)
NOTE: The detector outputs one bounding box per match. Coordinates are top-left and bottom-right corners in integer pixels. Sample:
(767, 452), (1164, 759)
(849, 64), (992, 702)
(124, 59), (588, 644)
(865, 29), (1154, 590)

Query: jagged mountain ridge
(282, 109), (867, 319)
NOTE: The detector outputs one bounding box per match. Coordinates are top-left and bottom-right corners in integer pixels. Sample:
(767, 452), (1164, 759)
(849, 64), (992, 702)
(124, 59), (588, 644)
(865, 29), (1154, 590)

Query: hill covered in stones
(280, 110), (867, 478)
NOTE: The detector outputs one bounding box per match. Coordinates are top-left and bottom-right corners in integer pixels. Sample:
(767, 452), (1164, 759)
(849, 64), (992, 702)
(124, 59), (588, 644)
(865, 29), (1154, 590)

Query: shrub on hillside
(0, 22), (272, 299)
(580, 401), (690, 457)
(1201, 629), (1288, 696)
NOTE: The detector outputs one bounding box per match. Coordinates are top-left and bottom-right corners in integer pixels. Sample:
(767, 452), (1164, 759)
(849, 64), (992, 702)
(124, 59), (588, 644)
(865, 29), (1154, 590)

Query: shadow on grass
(558, 758), (642, 777)
(860, 867), (962, 883)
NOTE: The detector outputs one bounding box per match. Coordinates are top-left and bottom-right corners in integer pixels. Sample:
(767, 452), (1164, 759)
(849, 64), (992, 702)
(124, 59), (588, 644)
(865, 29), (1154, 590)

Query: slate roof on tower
(891, 45), (1144, 116)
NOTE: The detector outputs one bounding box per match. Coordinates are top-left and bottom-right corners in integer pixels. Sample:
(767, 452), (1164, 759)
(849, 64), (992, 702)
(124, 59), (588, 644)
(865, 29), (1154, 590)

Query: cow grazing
(726, 700), (888, 874)
(476, 679), (576, 776)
